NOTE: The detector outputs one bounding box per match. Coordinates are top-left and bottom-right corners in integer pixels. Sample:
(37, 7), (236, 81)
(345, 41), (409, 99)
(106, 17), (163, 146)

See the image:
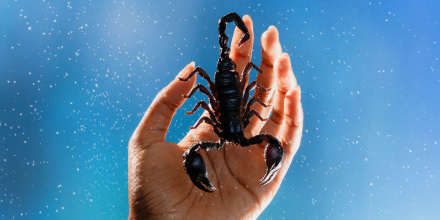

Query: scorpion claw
(183, 150), (216, 192)
(259, 142), (284, 185)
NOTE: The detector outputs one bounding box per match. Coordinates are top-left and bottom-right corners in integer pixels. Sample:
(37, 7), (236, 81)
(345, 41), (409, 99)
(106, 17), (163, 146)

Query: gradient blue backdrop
(1, 0), (439, 219)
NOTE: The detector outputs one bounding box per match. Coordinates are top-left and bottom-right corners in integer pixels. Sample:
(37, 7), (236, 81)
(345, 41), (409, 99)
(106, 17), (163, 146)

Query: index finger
(129, 62), (196, 149)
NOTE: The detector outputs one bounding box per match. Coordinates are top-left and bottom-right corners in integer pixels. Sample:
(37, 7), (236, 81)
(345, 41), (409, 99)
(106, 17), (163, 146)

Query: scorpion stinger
(180, 13), (283, 193)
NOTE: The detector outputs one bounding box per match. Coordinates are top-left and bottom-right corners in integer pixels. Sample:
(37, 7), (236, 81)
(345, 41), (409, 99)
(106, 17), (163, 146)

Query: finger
(273, 86), (303, 183)
(228, 52), (296, 190)
(230, 15), (254, 77)
(244, 26), (282, 135)
(260, 53), (297, 137)
(130, 62), (196, 148)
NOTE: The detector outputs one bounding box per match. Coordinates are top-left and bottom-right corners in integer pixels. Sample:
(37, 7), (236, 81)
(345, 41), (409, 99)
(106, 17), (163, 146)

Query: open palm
(128, 15), (303, 220)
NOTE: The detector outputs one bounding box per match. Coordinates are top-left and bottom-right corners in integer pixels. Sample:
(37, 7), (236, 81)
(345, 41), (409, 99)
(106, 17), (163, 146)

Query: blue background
(1, 0), (439, 219)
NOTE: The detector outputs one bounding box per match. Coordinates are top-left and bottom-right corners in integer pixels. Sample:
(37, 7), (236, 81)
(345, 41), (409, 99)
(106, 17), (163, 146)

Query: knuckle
(269, 110), (284, 125)
(277, 85), (290, 95)
(261, 57), (275, 69)
(158, 95), (180, 112)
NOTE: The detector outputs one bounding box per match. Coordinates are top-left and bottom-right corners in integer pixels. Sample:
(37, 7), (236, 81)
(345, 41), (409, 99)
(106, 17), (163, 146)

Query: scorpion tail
(218, 12), (250, 58)
(259, 141), (284, 185)
(183, 143), (217, 193)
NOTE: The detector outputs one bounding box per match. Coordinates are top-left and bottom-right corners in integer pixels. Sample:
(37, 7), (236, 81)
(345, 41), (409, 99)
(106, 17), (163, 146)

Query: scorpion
(179, 12), (284, 192)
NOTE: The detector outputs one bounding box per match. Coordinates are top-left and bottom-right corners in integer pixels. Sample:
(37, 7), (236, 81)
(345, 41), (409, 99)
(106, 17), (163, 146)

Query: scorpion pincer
(179, 12), (284, 192)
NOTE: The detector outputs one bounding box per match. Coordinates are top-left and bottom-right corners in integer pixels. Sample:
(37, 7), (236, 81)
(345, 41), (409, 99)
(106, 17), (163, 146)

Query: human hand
(128, 15), (303, 219)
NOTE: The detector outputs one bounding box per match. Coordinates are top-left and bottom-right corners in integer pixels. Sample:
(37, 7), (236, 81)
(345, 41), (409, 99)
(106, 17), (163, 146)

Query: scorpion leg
(183, 141), (224, 192)
(243, 80), (271, 107)
(241, 134), (284, 185)
(243, 110), (267, 129)
(189, 116), (221, 137)
(179, 67), (217, 98)
(183, 84), (218, 112)
(186, 100), (219, 125)
(243, 97), (269, 123)
(241, 62), (263, 91)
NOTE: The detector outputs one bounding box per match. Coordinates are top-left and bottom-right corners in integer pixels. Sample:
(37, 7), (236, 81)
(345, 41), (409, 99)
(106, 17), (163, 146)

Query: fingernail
(281, 53), (291, 67)
(295, 85), (301, 100)
(261, 27), (280, 54)
(277, 53), (289, 69)
(268, 25), (277, 30)
(177, 62), (195, 78)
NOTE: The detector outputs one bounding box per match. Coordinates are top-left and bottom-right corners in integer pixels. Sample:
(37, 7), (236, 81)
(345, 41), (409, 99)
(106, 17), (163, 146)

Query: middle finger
(244, 26), (282, 136)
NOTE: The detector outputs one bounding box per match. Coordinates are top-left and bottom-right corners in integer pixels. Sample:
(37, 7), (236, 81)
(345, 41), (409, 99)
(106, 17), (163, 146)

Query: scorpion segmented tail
(218, 12), (250, 59)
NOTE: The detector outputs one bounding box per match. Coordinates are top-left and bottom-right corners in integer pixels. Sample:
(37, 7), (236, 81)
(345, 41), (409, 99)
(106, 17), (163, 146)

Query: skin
(128, 15), (304, 220)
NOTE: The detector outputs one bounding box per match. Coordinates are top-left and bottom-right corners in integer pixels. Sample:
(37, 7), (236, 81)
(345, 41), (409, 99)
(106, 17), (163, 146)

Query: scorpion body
(179, 13), (284, 192)
(216, 68), (244, 143)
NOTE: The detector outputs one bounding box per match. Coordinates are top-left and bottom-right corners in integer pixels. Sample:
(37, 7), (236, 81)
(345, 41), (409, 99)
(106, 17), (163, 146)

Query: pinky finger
(282, 86), (303, 155)
(276, 85), (303, 181)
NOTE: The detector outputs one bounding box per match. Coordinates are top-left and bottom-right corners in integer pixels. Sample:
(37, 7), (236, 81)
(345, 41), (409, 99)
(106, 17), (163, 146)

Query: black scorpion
(179, 12), (284, 192)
